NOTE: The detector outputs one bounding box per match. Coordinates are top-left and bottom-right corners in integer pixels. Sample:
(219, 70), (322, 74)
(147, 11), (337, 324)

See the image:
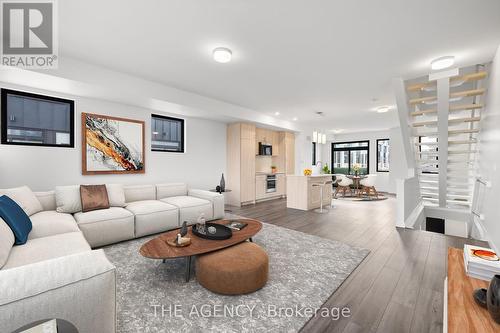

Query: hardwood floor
(228, 196), (486, 333)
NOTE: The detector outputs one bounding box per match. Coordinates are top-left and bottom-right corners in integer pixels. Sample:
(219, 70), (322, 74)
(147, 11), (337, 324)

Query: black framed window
(151, 114), (185, 153)
(1, 89), (74, 147)
(312, 142), (317, 165)
(376, 139), (390, 172)
(419, 136), (438, 174)
(331, 140), (369, 175)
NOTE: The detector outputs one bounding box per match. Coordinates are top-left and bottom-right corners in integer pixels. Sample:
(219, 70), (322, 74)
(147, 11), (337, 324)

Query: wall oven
(266, 175), (276, 193)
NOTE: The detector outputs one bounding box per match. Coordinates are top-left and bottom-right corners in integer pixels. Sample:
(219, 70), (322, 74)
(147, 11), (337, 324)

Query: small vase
(219, 173), (225, 192)
(487, 274), (500, 324)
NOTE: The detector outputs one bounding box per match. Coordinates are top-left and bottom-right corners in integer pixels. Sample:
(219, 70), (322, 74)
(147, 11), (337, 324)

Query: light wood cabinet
(276, 174), (286, 195)
(272, 131), (280, 156)
(255, 175), (267, 200)
(284, 132), (295, 175)
(226, 123), (256, 206)
(286, 175), (332, 210)
(241, 137), (256, 202)
(227, 122), (294, 206)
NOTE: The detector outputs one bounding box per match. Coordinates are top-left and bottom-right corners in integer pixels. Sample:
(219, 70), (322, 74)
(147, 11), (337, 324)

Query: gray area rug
(103, 221), (369, 333)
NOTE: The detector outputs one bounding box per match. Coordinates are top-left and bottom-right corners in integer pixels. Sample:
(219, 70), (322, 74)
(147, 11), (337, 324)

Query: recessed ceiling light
(213, 47), (232, 63)
(431, 56), (455, 70)
(332, 129), (344, 134)
(292, 117), (298, 121)
(274, 112), (280, 116)
(376, 106), (390, 113)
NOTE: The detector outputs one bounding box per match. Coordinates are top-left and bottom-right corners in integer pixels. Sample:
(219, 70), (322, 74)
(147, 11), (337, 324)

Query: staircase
(403, 66), (488, 209)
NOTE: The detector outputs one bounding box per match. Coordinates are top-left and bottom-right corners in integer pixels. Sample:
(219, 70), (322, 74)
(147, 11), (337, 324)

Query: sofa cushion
(34, 191), (57, 211)
(125, 200), (179, 237)
(0, 196), (32, 245)
(2, 232), (91, 270)
(80, 185), (110, 213)
(0, 218), (14, 269)
(55, 185), (82, 214)
(28, 211), (80, 240)
(156, 183), (188, 199)
(124, 185), (156, 203)
(160, 196), (213, 224)
(106, 184), (126, 207)
(0, 186), (43, 216)
(74, 207), (135, 248)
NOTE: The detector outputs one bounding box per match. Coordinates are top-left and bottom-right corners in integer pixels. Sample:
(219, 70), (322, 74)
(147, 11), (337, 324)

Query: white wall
(321, 129), (394, 193)
(476, 44), (500, 252)
(0, 83), (226, 191)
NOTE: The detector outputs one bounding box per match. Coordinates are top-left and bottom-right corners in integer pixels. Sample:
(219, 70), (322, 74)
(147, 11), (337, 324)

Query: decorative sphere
(208, 226), (217, 234)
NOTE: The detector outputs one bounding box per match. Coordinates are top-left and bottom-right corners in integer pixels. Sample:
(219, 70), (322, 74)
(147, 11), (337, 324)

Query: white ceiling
(59, 0), (500, 132)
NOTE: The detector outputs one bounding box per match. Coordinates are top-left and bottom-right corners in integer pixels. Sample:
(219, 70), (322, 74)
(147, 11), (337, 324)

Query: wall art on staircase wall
(82, 113), (145, 174)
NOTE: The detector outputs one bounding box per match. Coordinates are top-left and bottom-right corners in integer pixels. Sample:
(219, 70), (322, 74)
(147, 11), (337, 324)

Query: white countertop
(288, 174), (334, 178)
(256, 172), (285, 175)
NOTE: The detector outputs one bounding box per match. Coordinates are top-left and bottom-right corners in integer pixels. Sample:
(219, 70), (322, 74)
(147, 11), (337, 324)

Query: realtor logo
(1, 0), (58, 68)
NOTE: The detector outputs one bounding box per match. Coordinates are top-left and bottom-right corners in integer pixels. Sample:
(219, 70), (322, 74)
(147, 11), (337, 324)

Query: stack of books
(463, 244), (500, 281)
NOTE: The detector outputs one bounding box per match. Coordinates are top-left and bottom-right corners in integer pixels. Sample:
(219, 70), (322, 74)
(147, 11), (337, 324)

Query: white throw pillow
(0, 186), (43, 216)
(0, 218), (14, 268)
(106, 184), (126, 207)
(55, 185), (82, 214)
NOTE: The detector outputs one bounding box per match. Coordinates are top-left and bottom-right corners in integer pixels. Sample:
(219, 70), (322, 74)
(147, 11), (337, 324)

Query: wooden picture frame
(82, 113), (145, 175)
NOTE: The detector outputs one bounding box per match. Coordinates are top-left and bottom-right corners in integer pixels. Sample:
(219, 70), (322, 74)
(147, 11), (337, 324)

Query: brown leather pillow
(80, 185), (110, 213)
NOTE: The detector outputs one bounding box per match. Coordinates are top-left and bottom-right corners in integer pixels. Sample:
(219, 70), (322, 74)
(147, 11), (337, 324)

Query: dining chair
(334, 174), (353, 197)
(359, 174), (379, 198)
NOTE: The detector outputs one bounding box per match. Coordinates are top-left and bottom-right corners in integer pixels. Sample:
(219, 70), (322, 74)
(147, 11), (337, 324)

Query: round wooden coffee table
(139, 219), (262, 282)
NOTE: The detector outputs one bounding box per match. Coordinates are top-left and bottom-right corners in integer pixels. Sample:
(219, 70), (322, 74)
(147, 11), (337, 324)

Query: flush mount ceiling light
(376, 106), (390, 113)
(213, 47), (232, 63)
(292, 117), (298, 121)
(431, 56), (455, 70)
(332, 129), (344, 134)
(274, 112), (280, 116)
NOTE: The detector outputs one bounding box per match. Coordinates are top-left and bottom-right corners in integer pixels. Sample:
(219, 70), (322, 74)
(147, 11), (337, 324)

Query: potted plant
(353, 164), (361, 176)
(322, 163), (331, 174)
(271, 165), (277, 174)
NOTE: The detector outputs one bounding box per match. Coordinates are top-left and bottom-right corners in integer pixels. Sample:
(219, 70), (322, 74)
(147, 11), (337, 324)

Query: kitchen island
(286, 174), (334, 210)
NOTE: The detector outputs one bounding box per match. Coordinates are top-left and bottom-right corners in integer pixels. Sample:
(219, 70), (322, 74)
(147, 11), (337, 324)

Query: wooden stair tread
(407, 71), (487, 92)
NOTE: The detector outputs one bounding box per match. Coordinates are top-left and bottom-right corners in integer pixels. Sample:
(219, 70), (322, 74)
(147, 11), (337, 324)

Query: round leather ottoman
(196, 242), (269, 295)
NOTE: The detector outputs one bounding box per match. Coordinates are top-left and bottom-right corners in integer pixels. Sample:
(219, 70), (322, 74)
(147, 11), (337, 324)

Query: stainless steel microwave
(258, 142), (272, 156)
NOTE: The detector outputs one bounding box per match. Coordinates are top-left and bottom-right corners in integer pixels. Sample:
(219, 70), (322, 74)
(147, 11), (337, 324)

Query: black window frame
(312, 142), (317, 165)
(1, 88), (75, 148)
(331, 140), (370, 175)
(151, 113), (185, 153)
(376, 138), (390, 172)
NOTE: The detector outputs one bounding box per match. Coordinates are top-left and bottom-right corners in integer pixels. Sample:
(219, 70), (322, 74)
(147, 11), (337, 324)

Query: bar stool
(313, 180), (333, 213)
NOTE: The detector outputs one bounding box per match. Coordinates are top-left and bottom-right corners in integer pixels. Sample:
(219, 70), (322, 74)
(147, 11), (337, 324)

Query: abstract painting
(82, 113), (145, 174)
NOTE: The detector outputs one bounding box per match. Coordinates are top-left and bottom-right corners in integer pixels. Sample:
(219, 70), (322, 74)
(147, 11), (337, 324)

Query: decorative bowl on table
(192, 222), (233, 240)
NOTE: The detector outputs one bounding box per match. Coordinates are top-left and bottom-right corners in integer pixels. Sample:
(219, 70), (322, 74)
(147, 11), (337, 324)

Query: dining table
(346, 174), (367, 196)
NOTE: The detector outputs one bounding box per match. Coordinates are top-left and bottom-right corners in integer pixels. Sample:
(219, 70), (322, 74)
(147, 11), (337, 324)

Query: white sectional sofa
(0, 183), (224, 333)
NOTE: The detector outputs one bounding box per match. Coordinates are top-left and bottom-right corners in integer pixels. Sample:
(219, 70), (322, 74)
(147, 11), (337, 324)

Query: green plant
(322, 163), (331, 174)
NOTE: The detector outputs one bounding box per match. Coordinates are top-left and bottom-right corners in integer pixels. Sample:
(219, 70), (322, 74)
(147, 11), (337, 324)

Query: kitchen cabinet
(256, 175), (267, 200)
(276, 174), (286, 195)
(286, 175), (333, 210)
(227, 122), (294, 206)
(226, 123), (256, 206)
